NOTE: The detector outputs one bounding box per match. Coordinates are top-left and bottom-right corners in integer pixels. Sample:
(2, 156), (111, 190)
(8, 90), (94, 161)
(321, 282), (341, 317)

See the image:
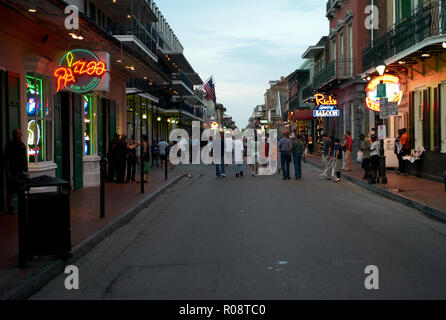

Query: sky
(155, 0), (328, 128)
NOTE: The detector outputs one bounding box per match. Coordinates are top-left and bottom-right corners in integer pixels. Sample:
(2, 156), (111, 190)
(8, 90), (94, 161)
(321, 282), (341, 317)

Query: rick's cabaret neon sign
(313, 93), (340, 117)
(365, 74), (403, 112)
(54, 49), (107, 93)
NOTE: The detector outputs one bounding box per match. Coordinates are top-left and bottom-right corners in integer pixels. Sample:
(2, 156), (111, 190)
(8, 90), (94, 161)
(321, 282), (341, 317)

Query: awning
(291, 110), (314, 121)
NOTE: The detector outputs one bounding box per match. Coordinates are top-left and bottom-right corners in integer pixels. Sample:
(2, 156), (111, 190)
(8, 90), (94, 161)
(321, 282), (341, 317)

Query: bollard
(100, 157), (107, 219)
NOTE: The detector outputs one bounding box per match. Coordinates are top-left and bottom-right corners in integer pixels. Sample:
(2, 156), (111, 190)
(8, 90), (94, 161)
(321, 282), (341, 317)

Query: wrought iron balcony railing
(302, 84), (315, 101)
(112, 18), (157, 56)
(362, 0), (446, 71)
(172, 72), (194, 92)
(313, 59), (355, 89)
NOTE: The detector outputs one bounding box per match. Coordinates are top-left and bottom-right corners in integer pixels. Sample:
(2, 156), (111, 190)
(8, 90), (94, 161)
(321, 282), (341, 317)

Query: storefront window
(26, 72), (52, 163)
(83, 95), (97, 155)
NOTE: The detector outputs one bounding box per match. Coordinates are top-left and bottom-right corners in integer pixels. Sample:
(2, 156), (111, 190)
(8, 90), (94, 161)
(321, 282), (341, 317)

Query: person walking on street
(141, 135), (150, 183)
(214, 133), (226, 178)
(233, 136), (244, 178)
(278, 132), (292, 180)
(116, 135), (128, 184)
(126, 135), (139, 182)
(342, 131), (353, 171)
(292, 135), (305, 180)
(151, 140), (160, 168)
(369, 134), (380, 185)
(359, 134), (371, 180)
(332, 137), (343, 183)
(158, 138), (169, 168)
(4, 129), (28, 214)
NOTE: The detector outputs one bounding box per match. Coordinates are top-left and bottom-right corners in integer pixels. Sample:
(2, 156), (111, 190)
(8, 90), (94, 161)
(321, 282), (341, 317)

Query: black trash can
(19, 175), (71, 265)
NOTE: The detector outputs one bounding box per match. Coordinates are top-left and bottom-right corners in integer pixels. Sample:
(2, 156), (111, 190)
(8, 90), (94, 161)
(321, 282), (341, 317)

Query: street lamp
(376, 61), (386, 76)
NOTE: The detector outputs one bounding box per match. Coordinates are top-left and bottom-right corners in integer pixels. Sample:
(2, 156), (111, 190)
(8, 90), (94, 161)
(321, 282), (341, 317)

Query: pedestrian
(278, 132), (292, 180)
(342, 131), (353, 171)
(141, 135), (150, 183)
(332, 137), (343, 183)
(291, 134), (305, 180)
(151, 140), (160, 168)
(369, 134), (380, 185)
(359, 134), (372, 180)
(4, 129), (28, 214)
(158, 138), (169, 168)
(116, 134), (127, 184)
(395, 129), (403, 174)
(126, 135), (139, 182)
(308, 135), (314, 154)
(214, 133), (226, 178)
(233, 135), (244, 178)
(399, 128), (410, 174)
(107, 134), (120, 182)
(250, 130), (259, 177)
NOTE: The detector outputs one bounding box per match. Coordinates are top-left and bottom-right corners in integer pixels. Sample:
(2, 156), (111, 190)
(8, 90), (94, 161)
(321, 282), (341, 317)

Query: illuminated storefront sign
(54, 49), (108, 93)
(313, 93), (340, 117)
(210, 122), (219, 130)
(365, 74), (403, 112)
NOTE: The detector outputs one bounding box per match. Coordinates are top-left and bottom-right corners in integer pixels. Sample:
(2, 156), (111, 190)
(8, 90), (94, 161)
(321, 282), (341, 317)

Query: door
(414, 90), (423, 149)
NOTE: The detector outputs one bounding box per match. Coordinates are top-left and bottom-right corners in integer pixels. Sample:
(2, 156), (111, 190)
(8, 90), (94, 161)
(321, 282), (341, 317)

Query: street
(31, 163), (446, 300)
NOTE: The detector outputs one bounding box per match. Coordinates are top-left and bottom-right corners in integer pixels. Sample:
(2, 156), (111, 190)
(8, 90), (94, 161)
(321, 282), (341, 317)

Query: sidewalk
(305, 153), (446, 221)
(0, 167), (184, 299)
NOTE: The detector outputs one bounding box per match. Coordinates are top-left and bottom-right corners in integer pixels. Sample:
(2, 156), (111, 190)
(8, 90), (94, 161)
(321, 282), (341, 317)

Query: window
(83, 95), (98, 156)
(332, 39), (337, 61)
(25, 73), (53, 163)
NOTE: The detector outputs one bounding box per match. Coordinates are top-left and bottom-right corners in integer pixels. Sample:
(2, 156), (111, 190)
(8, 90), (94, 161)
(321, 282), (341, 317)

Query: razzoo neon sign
(313, 93), (340, 117)
(365, 74), (403, 112)
(54, 49), (108, 93)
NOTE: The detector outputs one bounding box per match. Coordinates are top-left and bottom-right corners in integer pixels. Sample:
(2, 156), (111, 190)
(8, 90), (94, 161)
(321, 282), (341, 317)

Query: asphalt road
(31, 163), (446, 300)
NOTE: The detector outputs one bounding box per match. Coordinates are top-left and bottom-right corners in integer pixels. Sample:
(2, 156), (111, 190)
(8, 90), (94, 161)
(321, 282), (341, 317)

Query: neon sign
(54, 49), (108, 93)
(313, 93), (340, 117)
(365, 74), (403, 112)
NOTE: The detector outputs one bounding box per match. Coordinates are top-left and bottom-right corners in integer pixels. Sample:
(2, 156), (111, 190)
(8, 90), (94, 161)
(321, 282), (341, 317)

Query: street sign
(377, 83), (387, 98)
(378, 125), (387, 140)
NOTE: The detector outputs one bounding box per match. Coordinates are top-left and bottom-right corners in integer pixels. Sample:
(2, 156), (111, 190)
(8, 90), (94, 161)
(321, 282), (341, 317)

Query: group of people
(107, 134), (169, 184)
(278, 132), (306, 180)
(320, 131), (355, 183)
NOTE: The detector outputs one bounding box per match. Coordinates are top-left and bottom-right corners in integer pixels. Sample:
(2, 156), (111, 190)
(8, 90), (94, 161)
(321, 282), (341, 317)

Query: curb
(1, 174), (185, 300)
(306, 160), (446, 223)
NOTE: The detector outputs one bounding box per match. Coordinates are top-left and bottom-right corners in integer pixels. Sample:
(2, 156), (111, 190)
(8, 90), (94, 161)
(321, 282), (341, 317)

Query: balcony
(112, 18), (158, 63)
(171, 72), (194, 95)
(313, 59), (355, 90)
(302, 85), (315, 101)
(362, 0), (446, 72)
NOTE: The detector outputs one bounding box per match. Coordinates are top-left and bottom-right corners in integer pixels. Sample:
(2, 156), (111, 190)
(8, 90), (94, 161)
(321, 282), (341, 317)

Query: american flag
(203, 77), (216, 103)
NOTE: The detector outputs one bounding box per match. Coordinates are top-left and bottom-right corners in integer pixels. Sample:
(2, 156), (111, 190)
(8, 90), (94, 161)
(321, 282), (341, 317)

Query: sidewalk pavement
(0, 167), (184, 299)
(305, 153), (446, 221)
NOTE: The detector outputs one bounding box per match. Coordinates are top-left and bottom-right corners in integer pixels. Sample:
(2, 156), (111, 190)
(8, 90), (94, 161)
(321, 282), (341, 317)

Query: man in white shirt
(158, 139), (169, 167)
(369, 135), (380, 185)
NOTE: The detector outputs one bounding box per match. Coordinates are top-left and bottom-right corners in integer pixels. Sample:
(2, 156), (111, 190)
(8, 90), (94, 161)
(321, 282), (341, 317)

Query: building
(0, 0), (208, 213)
(264, 77), (289, 131)
(361, 0), (446, 180)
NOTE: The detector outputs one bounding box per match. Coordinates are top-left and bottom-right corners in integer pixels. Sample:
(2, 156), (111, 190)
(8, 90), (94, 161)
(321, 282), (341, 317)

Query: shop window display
(26, 73), (52, 163)
(83, 95), (97, 156)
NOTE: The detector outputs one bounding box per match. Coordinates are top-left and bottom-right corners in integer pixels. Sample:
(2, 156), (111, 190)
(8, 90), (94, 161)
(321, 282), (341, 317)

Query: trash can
(19, 175), (71, 265)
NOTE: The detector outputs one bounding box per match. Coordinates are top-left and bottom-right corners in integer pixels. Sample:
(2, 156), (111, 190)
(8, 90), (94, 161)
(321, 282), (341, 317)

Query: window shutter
(423, 89), (431, 149)
(97, 96), (103, 157)
(434, 85), (441, 152)
(109, 100), (116, 142)
(409, 91), (415, 149)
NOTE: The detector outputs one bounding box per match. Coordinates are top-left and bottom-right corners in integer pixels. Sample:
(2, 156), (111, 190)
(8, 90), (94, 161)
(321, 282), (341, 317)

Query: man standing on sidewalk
(399, 128), (411, 174)
(342, 131), (353, 172)
(158, 138), (169, 168)
(321, 134), (332, 172)
(278, 133), (292, 180)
